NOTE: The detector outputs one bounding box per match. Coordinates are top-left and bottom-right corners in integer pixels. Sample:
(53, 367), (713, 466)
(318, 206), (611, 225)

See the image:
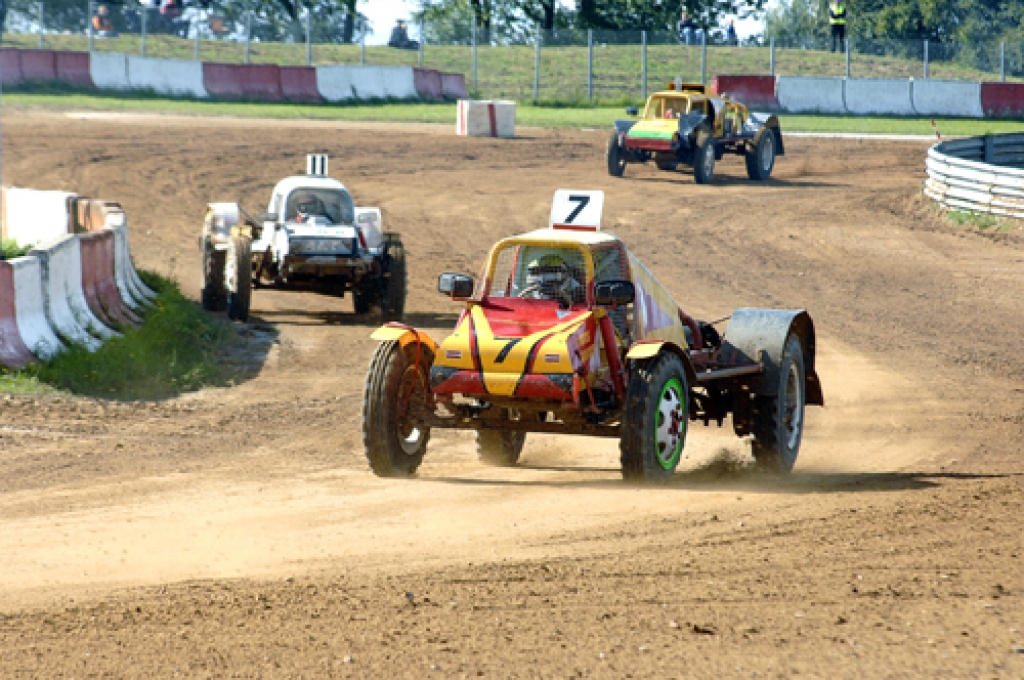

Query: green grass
(4, 87), (1024, 136)
(1, 238), (32, 259)
(0, 272), (238, 400)
(4, 31), (1019, 102)
(947, 209), (1020, 232)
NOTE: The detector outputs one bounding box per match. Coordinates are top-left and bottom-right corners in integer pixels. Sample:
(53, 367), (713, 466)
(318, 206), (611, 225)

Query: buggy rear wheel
(606, 131), (626, 177)
(751, 333), (806, 472)
(381, 237), (407, 322)
(226, 235), (252, 322)
(363, 340), (433, 477)
(746, 129), (776, 181)
(620, 352), (690, 483)
(200, 237), (226, 312)
(693, 130), (716, 185)
(476, 409), (527, 466)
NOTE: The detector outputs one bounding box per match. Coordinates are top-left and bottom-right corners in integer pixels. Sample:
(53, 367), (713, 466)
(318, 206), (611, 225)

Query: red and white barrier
(1, 186), (76, 246)
(90, 51), (129, 89)
(127, 56), (208, 98)
(9, 256), (64, 361)
(105, 212), (157, 305)
(0, 262), (36, 369)
(81, 230), (142, 328)
(29, 235), (111, 351)
(456, 100), (515, 138)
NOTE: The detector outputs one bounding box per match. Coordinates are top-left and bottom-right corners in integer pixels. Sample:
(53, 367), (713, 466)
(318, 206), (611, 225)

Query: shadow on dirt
(623, 174), (837, 189)
(252, 310), (461, 328)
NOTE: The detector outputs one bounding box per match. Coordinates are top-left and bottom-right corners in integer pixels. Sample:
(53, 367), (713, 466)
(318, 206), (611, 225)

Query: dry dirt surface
(1, 111), (1022, 678)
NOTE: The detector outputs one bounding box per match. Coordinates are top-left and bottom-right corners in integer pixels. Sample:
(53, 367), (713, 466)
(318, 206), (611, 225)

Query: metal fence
(2, 5), (1023, 101)
(925, 134), (1024, 219)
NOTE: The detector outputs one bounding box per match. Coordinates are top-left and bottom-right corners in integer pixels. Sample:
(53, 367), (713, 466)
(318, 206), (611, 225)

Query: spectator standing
(829, 0), (847, 53)
(677, 10), (703, 46)
(92, 4), (118, 37)
(726, 20), (738, 45)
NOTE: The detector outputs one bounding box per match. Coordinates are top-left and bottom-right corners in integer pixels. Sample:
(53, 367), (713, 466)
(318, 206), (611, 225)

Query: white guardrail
(924, 133), (1024, 219)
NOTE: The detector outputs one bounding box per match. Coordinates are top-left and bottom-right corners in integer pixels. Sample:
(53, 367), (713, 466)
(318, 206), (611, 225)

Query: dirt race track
(0, 111), (1022, 678)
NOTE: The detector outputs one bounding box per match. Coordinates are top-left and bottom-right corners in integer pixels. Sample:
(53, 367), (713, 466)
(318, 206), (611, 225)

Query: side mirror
(625, 106), (639, 117)
(438, 272), (475, 300)
(595, 280), (635, 306)
(258, 212), (278, 223)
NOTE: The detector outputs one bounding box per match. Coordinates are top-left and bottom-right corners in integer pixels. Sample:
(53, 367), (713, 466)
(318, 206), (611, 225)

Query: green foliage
(946, 209), (1020, 232)
(2, 272), (238, 400)
(1, 238), (32, 260)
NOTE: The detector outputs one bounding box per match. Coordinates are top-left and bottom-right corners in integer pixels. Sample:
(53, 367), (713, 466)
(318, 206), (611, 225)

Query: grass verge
(0, 271), (238, 400)
(947, 209), (1021, 232)
(4, 87), (1023, 136)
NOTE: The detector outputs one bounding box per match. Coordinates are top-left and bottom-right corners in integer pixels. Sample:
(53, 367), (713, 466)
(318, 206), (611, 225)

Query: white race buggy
(199, 154), (407, 323)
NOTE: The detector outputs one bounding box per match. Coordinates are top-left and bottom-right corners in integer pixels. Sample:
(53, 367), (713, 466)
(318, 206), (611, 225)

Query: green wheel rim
(654, 377), (686, 470)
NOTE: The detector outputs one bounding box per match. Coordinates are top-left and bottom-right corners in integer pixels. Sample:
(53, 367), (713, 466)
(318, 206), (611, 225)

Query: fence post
(245, 11), (252, 64)
(1000, 42), (1006, 82)
(305, 10), (311, 66)
(587, 29), (593, 101)
(140, 6), (147, 56)
(770, 36), (775, 76)
(87, 0), (94, 52)
(360, 32), (365, 65)
(845, 39), (851, 78)
(641, 30), (647, 101)
(418, 18), (424, 67)
(37, 2), (44, 49)
(533, 22), (540, 104)
(700, 30), (706, 85)
(471, 21), (477, 93)
(923, 40), (928, 78)
(193, 13), (200, 60)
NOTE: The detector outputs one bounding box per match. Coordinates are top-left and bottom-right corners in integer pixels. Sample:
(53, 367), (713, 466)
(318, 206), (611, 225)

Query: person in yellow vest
(829, 0), (847, 53)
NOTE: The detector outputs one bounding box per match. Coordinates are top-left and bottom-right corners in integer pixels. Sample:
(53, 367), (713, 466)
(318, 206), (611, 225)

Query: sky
(361, 0), (768, 45)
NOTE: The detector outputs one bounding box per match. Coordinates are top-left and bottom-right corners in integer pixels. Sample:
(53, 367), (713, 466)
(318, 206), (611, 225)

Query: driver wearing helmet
(294, 192), (329, 223)
(520, 254), (583, 306)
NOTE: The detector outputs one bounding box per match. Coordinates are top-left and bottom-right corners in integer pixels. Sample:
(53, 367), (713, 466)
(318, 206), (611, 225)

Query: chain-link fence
(2, 6), (1021, 100)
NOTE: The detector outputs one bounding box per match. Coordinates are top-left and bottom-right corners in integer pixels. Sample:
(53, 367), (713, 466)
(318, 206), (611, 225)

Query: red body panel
(477, 297), (589, 338)
(624, 137), (673, 152)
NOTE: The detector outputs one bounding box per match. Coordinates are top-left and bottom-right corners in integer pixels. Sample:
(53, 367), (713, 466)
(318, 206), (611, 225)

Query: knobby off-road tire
(352, 284), (373, 315)
(226, 235), (253, 322)
(380, 239), (407, 323)
(476, 409), (527, 466)
(745, 129), (776, 181)
(751, 333), (806, 473)
(606, 131), (626, 177)
(693, 129), (716, 185)
(620, 353), (690, 483)
(363, 340), (433, 477)
(200, 237), (227, 312)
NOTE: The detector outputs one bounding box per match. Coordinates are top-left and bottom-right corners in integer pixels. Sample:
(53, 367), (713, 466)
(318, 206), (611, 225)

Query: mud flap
(719, 308), (823, 405)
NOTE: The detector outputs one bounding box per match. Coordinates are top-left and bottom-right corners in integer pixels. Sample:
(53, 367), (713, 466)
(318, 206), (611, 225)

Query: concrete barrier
(712, 75), (777, 108)
(414, 68), (443, 100)
(316, 65), (378, 101)
(56, 51), (93, 87)
(19, 49), (56, 81)
(106, 214), (157, 304)
(911, 79), (983, 118)
(8, 256), (64, 360)
(240, 64), (282, 100)
(90, 51), (129, 89)
(1, 186), (75, 246)
(202, 62), (245, 98)
(0, 262), (36, 369)
(981, 83), (1024, 117)
(80, 230), (141, 327)
(127, 56), (208, 98)
(280, 66), (321, 102)
(777, 76), (845, 114)
(845, 78), (915, 116)
(381, 66), (417, 99)
(30, 235), (111, 350)
(456, 100), (515, 138)
(1, 48), (23, 86)
(441, 72), (468, 99)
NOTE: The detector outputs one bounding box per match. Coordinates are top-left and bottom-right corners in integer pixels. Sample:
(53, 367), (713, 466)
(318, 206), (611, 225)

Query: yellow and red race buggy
(362, 190), (823, 482)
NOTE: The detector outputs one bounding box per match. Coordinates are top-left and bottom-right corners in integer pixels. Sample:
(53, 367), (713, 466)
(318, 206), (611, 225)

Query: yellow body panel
(370, 325), (438, 353)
